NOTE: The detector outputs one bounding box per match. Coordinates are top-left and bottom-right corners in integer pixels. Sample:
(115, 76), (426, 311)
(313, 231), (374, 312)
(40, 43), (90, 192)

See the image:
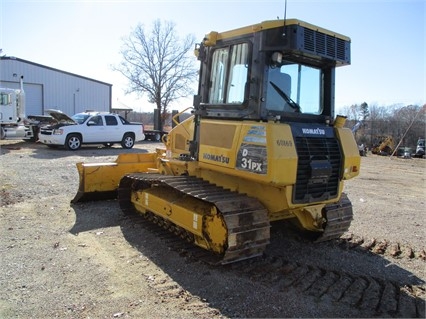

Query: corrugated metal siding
(0, 58), (112, 116)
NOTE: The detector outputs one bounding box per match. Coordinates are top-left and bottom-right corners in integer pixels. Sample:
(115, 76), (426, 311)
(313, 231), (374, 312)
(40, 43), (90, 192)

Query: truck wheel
(153, 133), (161, 141)
(66, 134), (82, 150)
(121, 133), (135, 149)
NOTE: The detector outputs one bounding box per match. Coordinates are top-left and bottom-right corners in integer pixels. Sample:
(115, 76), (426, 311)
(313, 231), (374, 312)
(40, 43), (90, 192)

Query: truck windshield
(72, 114), (91, 124)
(266, 62), (322, 115)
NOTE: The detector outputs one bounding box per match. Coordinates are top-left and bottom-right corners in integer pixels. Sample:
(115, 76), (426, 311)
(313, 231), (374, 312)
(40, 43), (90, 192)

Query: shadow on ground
(69, 200), (425, 318)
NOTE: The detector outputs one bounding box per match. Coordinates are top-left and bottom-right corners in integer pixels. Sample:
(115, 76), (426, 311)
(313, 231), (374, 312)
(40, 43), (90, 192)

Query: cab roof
(203, 18), (350, 46)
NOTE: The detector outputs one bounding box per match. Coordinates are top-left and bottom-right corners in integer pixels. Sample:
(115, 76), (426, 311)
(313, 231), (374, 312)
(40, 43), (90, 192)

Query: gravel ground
(1, 139), (425, 318)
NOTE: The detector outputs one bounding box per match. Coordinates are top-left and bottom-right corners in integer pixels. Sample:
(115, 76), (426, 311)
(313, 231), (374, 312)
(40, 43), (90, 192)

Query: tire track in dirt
(123, 213), (426, 318)
(231, 256), (425, 318)
(121, 215), (221, 318)
(337, 233), (426, 260)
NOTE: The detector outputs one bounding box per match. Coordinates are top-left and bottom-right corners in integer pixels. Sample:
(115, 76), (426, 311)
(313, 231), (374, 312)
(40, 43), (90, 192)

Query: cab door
(84, 115), (108, 143)
(104, 115), (122, 141)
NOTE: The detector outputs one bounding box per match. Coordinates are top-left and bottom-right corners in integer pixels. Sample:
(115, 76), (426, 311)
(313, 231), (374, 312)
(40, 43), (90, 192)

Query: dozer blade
(71, 153), (158, 203)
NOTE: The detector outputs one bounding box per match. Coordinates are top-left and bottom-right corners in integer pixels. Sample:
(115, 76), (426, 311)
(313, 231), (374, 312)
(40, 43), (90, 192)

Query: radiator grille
(294, 137), (341, 203)
(39, 130), (53, 136)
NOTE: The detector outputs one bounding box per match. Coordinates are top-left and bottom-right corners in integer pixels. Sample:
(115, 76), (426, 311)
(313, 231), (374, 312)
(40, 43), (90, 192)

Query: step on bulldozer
(72, 19), (361, 264)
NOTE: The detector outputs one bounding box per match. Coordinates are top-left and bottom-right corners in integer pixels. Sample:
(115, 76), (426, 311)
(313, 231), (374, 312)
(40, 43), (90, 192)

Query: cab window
(0, 93), (11, 105)
(105, 115), (118, 126)
(266, 62), (322, 114)
(208, 43), (249, 105)
(89, 115), (103, 126)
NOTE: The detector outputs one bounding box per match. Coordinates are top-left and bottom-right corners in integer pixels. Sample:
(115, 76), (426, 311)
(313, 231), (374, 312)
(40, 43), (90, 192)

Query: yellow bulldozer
(72, 19), (361, 264)
(371, 135), (395, 155)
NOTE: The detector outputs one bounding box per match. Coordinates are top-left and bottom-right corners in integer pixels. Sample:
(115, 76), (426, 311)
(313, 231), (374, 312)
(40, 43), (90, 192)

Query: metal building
(0, 57), (112, 116)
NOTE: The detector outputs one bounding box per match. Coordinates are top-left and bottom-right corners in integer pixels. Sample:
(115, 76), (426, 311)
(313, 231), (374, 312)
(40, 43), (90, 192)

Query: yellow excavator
(72, 19), (361, 264)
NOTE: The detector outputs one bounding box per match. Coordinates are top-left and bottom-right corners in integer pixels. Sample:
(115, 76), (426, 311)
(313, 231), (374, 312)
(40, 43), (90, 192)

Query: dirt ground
(0, 139), (425, 318)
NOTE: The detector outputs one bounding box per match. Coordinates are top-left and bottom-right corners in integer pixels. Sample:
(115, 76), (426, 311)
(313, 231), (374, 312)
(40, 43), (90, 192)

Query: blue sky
(1, 0), (425, 113)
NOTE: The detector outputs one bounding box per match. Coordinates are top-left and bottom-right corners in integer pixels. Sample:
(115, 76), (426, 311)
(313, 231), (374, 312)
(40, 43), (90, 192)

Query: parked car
(38, 110), (145, 150)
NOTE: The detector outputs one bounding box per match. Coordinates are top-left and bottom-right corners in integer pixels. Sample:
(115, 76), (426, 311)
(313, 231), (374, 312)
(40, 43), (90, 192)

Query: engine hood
(44, 109), (77, 125)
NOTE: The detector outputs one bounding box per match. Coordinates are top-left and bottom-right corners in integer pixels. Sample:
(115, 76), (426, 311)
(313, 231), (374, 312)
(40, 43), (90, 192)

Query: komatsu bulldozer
(72, 19), (361, 264)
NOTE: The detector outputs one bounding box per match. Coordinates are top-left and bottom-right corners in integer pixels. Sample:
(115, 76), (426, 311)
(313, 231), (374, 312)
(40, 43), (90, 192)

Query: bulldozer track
(315, 192), (353, 242)
(114, 173), (425, 317)
(118, 173), (271, 264)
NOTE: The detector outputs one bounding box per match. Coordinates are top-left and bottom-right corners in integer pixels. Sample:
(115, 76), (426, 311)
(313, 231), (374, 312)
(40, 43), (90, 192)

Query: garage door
(1, 82), (43, 116)
(24, 84), (43, 116)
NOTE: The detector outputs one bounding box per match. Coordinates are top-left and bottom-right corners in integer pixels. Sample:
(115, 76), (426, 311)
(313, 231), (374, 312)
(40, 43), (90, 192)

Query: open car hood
(44, 109), (77, 125)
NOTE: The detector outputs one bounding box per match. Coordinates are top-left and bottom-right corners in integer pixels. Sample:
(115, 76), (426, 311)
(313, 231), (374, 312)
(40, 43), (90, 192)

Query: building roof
(112, 100), (133, 112)
(0, 56), (112, 87)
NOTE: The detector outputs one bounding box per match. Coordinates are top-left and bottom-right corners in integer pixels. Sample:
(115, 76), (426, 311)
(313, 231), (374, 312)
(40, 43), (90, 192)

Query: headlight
(53, 129), (63, 135)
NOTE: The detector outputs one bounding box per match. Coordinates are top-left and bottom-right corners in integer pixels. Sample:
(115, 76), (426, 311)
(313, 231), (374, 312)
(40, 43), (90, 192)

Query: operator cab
(194, 19), (350, 124)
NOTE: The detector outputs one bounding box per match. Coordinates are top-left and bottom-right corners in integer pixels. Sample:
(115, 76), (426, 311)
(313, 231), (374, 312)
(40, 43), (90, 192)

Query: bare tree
(393, 104), (426, 148)
(343, 102), (425, 151)
(114, 20), (198, 130)
(342, 102), (370, 121)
